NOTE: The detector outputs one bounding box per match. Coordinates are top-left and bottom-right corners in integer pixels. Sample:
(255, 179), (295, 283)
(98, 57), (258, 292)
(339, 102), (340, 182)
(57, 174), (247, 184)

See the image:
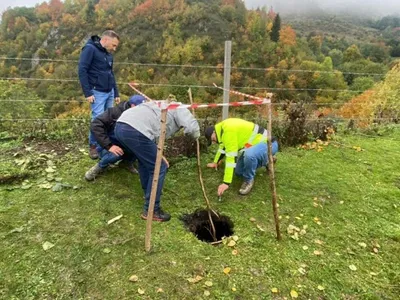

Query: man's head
(128, 95), (146, 107)
(100, 30), (120, 53)
(205, 126), (217, 146)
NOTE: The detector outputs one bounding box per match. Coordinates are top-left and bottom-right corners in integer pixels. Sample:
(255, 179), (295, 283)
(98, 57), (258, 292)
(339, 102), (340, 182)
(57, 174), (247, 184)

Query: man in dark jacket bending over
(85, 95), (146, 181)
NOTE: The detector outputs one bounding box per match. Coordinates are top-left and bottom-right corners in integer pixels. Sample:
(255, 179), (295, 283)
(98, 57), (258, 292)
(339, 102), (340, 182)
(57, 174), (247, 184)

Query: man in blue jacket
(78, 30), (120, 159)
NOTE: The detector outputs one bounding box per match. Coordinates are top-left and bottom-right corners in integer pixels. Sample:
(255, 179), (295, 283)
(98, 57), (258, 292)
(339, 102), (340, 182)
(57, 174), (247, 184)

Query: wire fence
(0, 56), (387, 76)
(0, 76), (370, 94)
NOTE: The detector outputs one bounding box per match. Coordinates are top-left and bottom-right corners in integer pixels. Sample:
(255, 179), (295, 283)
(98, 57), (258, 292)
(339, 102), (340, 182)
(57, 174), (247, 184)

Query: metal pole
(222, 41), (232, 120)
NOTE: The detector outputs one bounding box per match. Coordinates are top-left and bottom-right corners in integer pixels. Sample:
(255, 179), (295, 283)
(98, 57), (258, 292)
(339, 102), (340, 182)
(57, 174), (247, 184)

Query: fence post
(222, 41), (232, 120)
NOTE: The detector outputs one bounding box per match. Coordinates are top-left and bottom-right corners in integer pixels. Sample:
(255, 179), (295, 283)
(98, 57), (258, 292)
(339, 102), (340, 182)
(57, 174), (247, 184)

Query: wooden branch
(188, 88), (218, 242)
(145, 107), (168, 252)
(266, 100), (281, 241)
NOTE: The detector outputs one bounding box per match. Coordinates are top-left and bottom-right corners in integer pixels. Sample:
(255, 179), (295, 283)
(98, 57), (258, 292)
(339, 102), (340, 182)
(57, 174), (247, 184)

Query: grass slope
(1, 128), (399, 299)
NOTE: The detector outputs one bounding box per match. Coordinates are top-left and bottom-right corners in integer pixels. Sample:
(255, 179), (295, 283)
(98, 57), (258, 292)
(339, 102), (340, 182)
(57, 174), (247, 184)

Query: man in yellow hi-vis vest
(205, 118), (278, 196)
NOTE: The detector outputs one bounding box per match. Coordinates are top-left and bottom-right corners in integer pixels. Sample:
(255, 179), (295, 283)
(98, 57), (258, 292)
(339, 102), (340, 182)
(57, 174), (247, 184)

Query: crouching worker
(85, 95), (146, 181)
(115, 101), (200, 222)
(205, 118), (278, 196)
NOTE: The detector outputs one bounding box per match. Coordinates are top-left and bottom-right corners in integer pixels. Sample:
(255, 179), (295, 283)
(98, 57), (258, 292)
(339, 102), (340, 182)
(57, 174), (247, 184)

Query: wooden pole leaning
(188, 88), (218, 242)
(266, 97), (281, 240)
(145, 104), (168, 252)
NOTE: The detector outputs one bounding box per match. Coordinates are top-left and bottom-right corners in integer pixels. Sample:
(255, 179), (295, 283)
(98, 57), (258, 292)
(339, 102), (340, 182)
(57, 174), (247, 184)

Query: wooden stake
(145, 106), (168, 252)
(266, 100), (281, 240)
(188, 88), (218, 242)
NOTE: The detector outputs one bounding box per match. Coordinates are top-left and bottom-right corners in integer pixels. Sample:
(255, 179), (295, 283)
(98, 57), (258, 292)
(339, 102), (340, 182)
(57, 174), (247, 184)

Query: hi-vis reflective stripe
(218, 149), (226, 154)
(244, 124), (268, 148)
(226, 151), (238, 157)
(226, 162), (237, 168)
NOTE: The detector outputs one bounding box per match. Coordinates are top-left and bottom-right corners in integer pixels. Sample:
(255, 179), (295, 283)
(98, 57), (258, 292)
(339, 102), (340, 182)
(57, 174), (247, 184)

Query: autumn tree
(279, 25), (296, 46)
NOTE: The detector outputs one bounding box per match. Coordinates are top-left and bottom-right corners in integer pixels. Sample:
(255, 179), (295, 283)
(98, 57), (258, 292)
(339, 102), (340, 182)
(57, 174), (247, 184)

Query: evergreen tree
(270, 13), (281, 42)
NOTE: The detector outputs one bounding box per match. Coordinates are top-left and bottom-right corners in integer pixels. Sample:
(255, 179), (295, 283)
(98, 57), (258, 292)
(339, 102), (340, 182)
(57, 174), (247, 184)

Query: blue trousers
(115, 122), (168, 212)
(89, 89), (114, 146)
(96, 147), (136, 169)
(235, 141), (279, 182)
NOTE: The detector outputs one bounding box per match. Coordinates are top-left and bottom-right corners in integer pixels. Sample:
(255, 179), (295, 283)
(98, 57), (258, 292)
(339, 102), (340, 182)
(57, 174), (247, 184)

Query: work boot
(85, 164), (105, 181)
(239, 179), (254, 195)
(89, 145), (99, 160)
(141, 209), (171, 222)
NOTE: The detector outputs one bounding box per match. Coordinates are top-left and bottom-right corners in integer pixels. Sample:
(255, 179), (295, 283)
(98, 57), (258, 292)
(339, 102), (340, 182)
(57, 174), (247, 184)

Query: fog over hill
(245, 0), (400, 17)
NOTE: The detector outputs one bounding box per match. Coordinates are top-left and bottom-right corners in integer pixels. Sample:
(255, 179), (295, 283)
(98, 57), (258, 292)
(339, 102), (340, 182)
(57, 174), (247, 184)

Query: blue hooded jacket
(78, 35), (119, 98)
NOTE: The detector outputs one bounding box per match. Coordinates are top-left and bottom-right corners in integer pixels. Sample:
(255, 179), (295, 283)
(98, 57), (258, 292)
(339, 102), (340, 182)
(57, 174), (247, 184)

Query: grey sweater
(117, 102), (200, 141)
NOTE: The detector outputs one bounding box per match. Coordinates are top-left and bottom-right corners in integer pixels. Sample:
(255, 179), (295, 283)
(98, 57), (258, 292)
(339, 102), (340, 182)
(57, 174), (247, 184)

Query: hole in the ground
(181, 209), (234, 243)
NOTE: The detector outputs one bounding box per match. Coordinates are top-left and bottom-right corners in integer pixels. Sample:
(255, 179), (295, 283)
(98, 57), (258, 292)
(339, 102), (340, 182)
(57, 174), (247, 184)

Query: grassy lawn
(1, 128), (399, 299)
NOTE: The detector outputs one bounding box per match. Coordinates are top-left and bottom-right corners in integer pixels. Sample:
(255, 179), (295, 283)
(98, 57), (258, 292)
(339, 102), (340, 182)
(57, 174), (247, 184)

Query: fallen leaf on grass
(358, 242), (367, 248)
(314, 239), (324, 245)
(129, 275), (138, 282)
(42, 241), (54, 251)
(227, 240), (236, 247)
(349, 264), (357, 271)
(10, 227), (24, 233)
(156, 288), (164, 293)
(232, 287), (237, 291)
(298, 267), (306, 275)
(313, 250), (323, 256)
(223, 267), (231, 275)
(107, 214), (123, 225)
(302, 246), (309, 250)
(249, 217), (256, 222)
(317, 285), (325, 291)
(138, 288), (145, 295)
(256, 224), (265, 232)
(187, 275), (203, 283)
(271, 287), (278, 293)
(204, 281), (213, 287)
(103, 248), (111, 254)
(232, 235), (239, 241)
(232, 249), (238, 255)
(290, 289), (299, 298)
(204, 290), (210, 296)
(372, 247), (379, 254)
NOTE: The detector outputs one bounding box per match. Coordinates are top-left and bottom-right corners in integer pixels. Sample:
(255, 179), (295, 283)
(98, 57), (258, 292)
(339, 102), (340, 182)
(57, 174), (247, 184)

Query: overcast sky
(246, 0), (400, 16)
(1, 0), (400, 16)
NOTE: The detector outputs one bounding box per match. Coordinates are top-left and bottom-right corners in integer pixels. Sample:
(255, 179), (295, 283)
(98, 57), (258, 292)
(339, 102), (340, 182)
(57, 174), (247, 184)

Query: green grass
(1, 128), (399, 299)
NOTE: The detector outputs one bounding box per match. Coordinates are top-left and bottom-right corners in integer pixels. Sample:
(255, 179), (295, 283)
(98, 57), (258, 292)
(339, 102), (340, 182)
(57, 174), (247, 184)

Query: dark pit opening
(181, 209), (234, 243)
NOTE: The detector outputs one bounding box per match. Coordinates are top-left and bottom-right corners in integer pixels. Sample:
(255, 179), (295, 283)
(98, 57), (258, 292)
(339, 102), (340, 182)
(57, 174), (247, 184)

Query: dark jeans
(115, 122), (167, 212)
(95, 135), (136, 169)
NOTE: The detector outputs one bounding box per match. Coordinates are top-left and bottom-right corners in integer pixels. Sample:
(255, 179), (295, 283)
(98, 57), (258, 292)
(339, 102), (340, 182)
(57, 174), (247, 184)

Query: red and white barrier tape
(128, 82), (153, 101)
(129, 82), (271, 110)
(212, 83), (273, 100)
(163, 99), (270, 110)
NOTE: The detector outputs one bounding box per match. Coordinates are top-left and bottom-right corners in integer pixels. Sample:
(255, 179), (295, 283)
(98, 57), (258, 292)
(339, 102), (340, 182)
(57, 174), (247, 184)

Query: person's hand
(86, 95), (95, 103)
(207, 162), (218, 170)
(114, 97), (120, 104)
(218, 183), (229, 196)
(109, 145), (124, 156)
(163, 156), (169, 168)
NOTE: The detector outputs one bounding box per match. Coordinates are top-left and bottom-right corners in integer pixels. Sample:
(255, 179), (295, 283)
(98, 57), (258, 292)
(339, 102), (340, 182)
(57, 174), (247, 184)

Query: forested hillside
(0, 0), (398, 123)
